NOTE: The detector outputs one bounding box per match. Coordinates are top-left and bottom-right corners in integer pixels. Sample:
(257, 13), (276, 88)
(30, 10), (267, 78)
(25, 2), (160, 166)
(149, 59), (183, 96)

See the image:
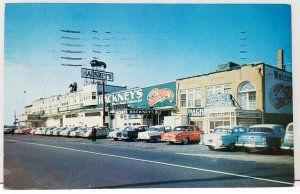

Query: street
(4, 134), (294, 189)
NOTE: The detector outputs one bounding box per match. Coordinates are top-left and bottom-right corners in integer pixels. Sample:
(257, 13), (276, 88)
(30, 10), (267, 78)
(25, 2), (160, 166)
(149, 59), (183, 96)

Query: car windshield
(125, 127), (135, 131)
(147, 127), (158, 132)
(248, 127), (273, 133)
(214, 128), (232, 134)
(172, 126), (189, 131)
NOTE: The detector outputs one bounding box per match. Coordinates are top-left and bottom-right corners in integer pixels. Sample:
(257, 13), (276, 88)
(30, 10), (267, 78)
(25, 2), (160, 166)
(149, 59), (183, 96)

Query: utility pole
(102, 80), (106, 126)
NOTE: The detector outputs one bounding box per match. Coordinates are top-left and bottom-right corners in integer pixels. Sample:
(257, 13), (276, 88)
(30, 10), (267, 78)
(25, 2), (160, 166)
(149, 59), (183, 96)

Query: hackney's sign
(81, 68), (114, 81)
(127, 109), (155, 115)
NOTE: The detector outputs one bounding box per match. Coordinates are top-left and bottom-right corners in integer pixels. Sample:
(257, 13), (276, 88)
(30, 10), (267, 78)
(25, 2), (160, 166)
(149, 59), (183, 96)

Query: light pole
(90, 60), (107, 127)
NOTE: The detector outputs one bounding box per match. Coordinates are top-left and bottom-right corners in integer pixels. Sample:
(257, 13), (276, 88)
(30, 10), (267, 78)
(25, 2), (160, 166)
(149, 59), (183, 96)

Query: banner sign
(264, 66), (292, 114)
(187, 108), (205, 117)
(127, 109), (155, 115)
(99, 82), (176, 109)
(81, 68), (114, 81)
(205, 93), (234, 108)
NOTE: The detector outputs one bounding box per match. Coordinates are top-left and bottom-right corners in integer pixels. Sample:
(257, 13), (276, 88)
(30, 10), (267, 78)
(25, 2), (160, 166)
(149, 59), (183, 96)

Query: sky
(3, 3), (292, 124)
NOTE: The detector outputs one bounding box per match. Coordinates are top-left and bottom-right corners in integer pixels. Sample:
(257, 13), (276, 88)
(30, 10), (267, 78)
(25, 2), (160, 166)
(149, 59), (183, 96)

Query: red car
(161, 125), (204, 145)
(19, 128), (32, 134)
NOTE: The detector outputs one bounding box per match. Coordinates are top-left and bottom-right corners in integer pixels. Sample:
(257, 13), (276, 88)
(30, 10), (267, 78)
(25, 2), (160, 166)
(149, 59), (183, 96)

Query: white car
(69, 127), (89, 137)
(60, 127), (78, 137)
(107, 128), (125, 140)
(137, 125), (171, 142)
(34, 127), (45, 135)
(82, 127), (113, 138)
(45, 127), (58, 136)
(52, 127), (67, 136)
(30, 127), (43, 135)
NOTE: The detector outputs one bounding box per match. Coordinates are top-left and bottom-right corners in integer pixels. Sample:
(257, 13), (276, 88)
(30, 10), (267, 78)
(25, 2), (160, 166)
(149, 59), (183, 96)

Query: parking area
(5, 133), (294, 165)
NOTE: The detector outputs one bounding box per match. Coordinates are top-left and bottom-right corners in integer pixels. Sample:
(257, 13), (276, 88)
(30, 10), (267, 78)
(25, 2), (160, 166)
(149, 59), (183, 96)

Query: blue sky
(4, 3), (292, 124)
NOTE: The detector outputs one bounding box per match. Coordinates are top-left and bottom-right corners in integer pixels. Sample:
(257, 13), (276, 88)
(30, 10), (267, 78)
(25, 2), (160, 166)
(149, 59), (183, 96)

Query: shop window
(195, 89), (201, 107)
(210, 121), (215, 129)
(92, 92), (97, 100)
(181, 91), (187, 108)
(238, 81), (256, 110)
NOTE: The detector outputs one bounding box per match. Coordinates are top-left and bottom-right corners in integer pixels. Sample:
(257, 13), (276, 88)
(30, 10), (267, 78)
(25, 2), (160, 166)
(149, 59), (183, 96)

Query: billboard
(99, 82), (176, 109)
(264, 66), (292, 114)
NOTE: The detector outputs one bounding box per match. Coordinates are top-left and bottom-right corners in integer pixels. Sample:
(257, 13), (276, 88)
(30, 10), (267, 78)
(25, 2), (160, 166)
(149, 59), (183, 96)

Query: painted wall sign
(147, 88), (174, 106)
(99, 82), (176, 109)
(265, 66), (293, 114)
(81, 68), (114, 81)
(187, 108), (205, 117)
(127, 109), (155, 115)
(205, 93), (234, 108)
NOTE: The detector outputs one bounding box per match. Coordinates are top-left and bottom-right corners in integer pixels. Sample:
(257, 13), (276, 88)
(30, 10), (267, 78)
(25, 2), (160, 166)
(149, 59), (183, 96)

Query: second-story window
(92, 92), (97, 100)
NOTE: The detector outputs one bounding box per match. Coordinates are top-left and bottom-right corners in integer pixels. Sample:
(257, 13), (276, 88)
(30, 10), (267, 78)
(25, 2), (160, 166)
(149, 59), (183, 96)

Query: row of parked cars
(12, 122), (293, 154)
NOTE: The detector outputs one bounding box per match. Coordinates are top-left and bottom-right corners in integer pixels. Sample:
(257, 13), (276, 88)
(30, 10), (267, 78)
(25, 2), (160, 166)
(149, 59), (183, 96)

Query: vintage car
(201, 125), (247, 150)
(52, 127), (66, 136)
(60, 127), (78, 137)
(281, 122), (293, 151)
(70, 127), (89, 137)
(45, 127), (58, 136)
(161, 125), (204, 145)
(115, 125), (149, 141)
(235, 124), (285, 153)
(82, 127), (113, 138)
(4, 127), (14, 134)
(137, 125), (171, 142)
(107, 128), (125, 140)
(19, 128), (32, 134)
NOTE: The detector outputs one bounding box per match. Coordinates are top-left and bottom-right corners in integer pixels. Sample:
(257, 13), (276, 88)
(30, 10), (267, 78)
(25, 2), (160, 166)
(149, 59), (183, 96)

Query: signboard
(81, 68), (114, 81)
(264, 66), (292, 114)
(187, 108), (205, 117)
(205, 93), (235, 108)
(127, 109), (155, 115)
(99, 82), (176, 109)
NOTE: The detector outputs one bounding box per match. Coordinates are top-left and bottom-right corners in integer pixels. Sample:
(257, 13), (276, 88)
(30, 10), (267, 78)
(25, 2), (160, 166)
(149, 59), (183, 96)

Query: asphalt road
(4, 134), (294, 189)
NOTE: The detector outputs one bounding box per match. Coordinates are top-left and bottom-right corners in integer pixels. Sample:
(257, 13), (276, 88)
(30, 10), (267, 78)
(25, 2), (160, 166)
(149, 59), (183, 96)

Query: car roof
(215, 125), (243, 129)
(249, 124), (283, 128)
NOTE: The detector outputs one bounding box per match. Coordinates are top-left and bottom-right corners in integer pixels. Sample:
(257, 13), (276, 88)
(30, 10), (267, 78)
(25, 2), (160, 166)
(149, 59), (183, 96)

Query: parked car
(107, 128), (125, 141)
(52, 127), (67, 136)
(60, 127), (78, 137)
(70, 127), (89, 137)
(82, 127), (113, 138)
(115, 125), (149, 141)
(30, 127), (41, 135)
(281, 122), (293, 151)
(34, 127), (45, 135)
(45, 127), (58, 136)
(41, 127), (55, 135)
(137, 125), (171, 142)
(201, 125), (247, 150)
(19, 128), (32, 134)
(161, 125), (204, 145)
(235, 124), (285, 153)
(4, 127), (14, 134)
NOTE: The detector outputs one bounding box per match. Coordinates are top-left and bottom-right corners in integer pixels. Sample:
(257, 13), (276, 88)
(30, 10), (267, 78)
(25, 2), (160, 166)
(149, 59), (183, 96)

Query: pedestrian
(92, 127), (97, 142)
(11, 128), (15, 135)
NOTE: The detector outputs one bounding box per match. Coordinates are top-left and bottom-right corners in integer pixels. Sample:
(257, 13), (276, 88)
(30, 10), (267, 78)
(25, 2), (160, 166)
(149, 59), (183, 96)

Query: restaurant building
(176, 60), (292, 133)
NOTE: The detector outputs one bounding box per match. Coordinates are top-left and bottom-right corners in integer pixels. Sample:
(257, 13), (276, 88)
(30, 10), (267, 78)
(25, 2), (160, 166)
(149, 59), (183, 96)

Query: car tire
(208, 146), (215, 151)
(182, 138), (189, 145)
(228, 143), (236, 151)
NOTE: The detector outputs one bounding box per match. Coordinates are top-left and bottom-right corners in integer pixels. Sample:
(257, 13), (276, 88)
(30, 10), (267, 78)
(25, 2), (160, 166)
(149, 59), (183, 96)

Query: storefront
(99, 82), (177, 128)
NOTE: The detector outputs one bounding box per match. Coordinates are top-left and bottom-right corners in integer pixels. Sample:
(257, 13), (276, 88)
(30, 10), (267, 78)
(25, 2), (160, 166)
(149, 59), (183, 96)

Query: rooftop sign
(81, 68), (114, 81)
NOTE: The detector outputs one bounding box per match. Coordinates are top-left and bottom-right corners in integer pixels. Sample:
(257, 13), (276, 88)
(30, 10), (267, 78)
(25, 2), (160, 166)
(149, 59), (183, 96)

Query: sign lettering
(81, 68), (114, 81)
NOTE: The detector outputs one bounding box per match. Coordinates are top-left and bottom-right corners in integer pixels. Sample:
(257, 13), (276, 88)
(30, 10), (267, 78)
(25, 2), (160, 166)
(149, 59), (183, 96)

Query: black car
(116, 125), (149, 141)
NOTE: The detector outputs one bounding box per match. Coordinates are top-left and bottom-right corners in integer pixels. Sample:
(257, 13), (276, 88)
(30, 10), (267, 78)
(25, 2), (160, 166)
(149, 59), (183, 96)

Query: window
(85, 112), (101, 117)
(181, 90), (187, 108)
(180, 88), (201, 108)
(92, 92), (97, 100)
(206, 84), (232, 96)
(238, 81), (256, 110)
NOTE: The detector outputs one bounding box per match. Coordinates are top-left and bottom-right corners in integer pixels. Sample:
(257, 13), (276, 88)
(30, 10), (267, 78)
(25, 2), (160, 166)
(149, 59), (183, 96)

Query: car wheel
(228, 143), (236, 151)
(168, 142), (174, 145)
(244, 148), (251, 153)
(182, 138), (189, 145)
(208, 146), (215, 151)
(113, 138), (118, 141)
(132, 137), (138, 142)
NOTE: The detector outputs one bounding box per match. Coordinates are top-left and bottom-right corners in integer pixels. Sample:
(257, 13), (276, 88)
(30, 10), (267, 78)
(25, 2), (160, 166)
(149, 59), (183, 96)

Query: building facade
(18, 62), (292, 131)
(176, 62), (292, 133)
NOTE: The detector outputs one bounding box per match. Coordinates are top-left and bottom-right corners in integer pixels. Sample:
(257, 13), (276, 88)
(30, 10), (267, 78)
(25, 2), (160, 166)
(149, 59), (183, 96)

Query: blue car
(235, 124), (285, 153)
(201, 125), (247, 150)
